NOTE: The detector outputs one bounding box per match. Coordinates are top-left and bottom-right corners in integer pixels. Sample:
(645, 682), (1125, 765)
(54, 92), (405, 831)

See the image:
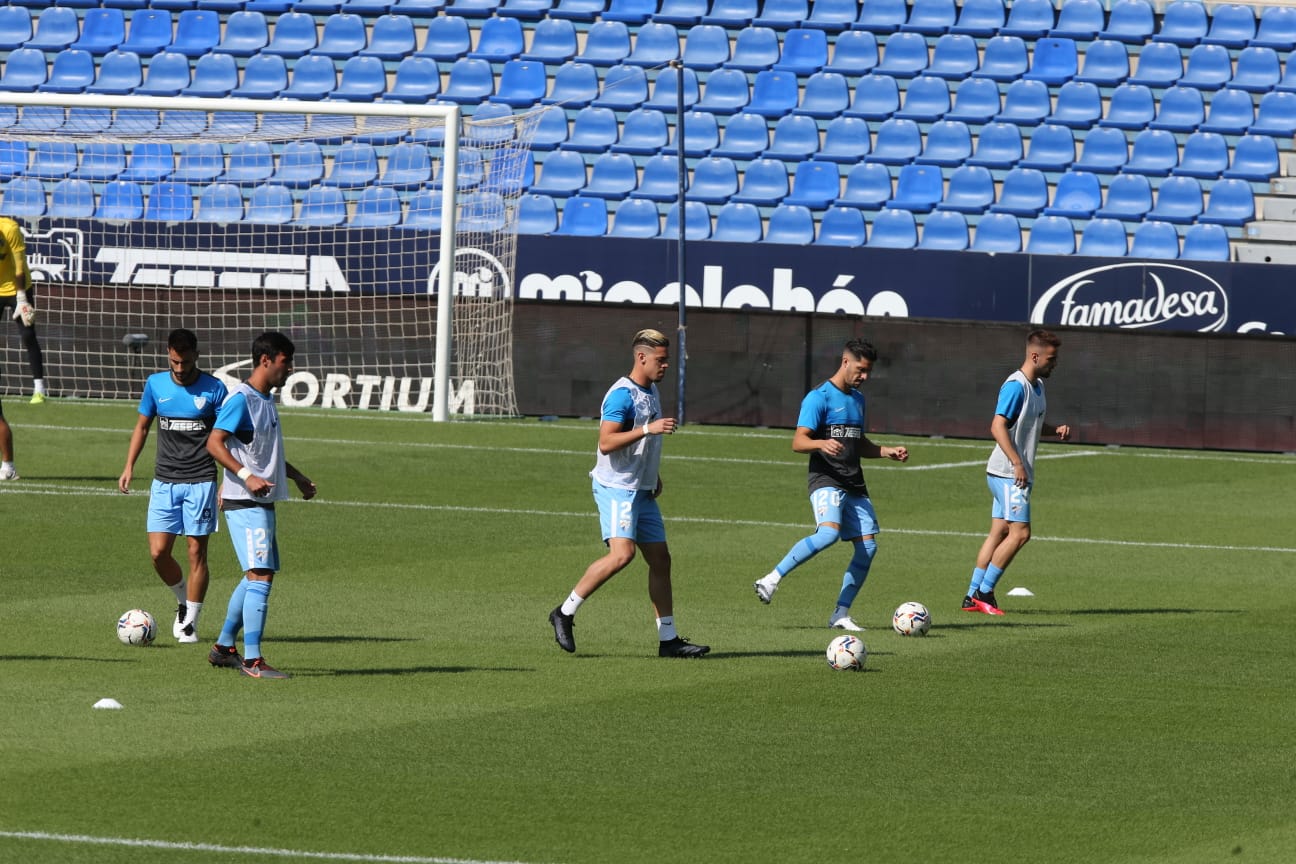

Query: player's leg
(17, 286), (46, 400)
(640, 527), (708, 658)
(146, 479), (190, 636)
(0, 402), (16, 479)
(550, 483), (639, 652)
(227, 506), (285, 678)
(177, 481), (219, 640)
(970, 478), (1032, 614)
(829, 494), (878, 631)
(755, 487), (844, 603)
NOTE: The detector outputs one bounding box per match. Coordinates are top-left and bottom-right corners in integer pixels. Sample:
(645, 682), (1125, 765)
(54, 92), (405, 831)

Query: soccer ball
(826, 634), (867, 671)
(892, 601), (932, 636)
(116, 609), (156, 646)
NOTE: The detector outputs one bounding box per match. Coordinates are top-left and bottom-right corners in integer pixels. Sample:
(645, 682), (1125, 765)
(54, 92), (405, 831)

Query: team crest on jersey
(193, 396), (207, 410)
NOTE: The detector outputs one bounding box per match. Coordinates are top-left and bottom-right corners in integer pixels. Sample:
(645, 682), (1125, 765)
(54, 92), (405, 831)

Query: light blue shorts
(592, 480), (666, 544)
(147, 479), (218, 536)
(987, 474), (1032, 524)
(223, 504), (280, 573)
(810, 487), (879, 539)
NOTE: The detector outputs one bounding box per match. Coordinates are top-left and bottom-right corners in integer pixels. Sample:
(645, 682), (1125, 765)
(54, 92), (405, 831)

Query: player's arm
(118, 413), (154, 494)
(1043, 422), (1072, 441)
(206, 426), (273, 498)
(596, 389), (674, 455)
(792, 425), (842, 457)
(860, 436), (909, 462)
(285, 461), (317, 500)
(991, 414), (1028, 487)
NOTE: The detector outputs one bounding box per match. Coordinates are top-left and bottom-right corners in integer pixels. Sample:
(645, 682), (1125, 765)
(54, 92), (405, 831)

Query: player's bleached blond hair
(632, 329), (670, 351)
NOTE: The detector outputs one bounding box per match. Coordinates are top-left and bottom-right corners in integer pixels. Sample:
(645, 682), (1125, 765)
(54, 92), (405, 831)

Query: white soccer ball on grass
(116, 609), (156, 646)
(892, 601), (932, 636)
(826, 634), (867, 671)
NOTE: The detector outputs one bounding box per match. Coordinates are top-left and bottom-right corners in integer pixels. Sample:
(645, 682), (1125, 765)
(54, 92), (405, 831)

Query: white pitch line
(0, 831), (549, 864)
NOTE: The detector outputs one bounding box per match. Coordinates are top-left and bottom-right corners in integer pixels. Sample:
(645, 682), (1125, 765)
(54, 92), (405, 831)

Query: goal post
(0, 92), (538, 419)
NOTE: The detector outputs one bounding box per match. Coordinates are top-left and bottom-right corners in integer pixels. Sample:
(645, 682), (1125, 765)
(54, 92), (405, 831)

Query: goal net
(0, 93), (540, 418)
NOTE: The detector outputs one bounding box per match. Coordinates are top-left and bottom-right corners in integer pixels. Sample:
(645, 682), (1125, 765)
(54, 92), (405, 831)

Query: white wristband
(236, 467), (253, 481)
(642, 426), (656, 437)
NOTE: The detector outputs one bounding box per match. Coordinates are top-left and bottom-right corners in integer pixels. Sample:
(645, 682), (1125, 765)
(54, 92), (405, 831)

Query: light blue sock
(775, 525), (839, 576)
(242, 580), (273, 661)
(217, 577), (249, 647)
(980, 564), (1006, 594)
(968, 568), (986, 597)
(835, 539), (877, 609)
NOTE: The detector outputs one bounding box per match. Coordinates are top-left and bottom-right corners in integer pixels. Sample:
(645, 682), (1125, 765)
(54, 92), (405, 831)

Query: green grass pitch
(1, 399), (1293, 864)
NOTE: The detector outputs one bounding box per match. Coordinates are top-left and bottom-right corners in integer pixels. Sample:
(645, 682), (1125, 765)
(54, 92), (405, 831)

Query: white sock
(656, 615), (677, 641)
(168, 580), (187, 604)
(761, 570), (782, 586)
(184, 601), (203, 628)
(559, 591), (584, 617)
(33, 379), (45, 395)
(1, 461), (14, 472)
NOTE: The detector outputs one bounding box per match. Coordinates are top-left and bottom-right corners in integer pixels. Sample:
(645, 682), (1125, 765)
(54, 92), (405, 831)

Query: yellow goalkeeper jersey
(0, 216), (27, 298)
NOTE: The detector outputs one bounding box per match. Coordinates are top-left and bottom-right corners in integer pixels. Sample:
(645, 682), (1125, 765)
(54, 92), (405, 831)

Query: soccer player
(0, 216), (48, 404)
(118, 328), (228, 643)
(961, 329), (1071, 616)
(548, 328), (710, 659)
(0, 396), (16, 480)
(753, 339), (909, 631)
(205, 332), (317, 679)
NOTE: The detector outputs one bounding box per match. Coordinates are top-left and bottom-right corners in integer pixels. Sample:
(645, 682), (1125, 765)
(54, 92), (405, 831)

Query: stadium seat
(815, 206), (867, 247)
(1180, 44), (1232, 90)
(996, 79), (1050, 126)
(1000, 0), (1053, 37)
(903, 0), (956, 35)
(695, 67), (751, 114)
(592, 65), (649, 111)
(945, 77), (1001, 124)
(531, 149), (588, 197)
(763, 204), (815, 244)
(711, 112), (769, 160)
(136, 52), (192, 98)
(711, 201), (764, 243)
(1018, 123), (1075, 171)
(122, 9), (174, 55)
(1095, 173), (1153, 221)
(801, 0), (858, 31)
(0, 6), (30, 52)
(783, 161), (840, 209)
(751, 0), (805, 29)
(1172, 131), (1229, 179)
(989, 167), (1048, 217)
(1251, 6), (1296, 49)
(854, 0), (907, 33)
(71, 8), (125, 53)
(145, 181), (194, 222)
(645, 67), (700, 112)
(681, 23), (731, 70)
(118, 143), (174, 183)
(270, 142), (325, 189)
(1223, 134), (1281, 182)
(611, 108), (668, 156)
(582, 151), (638, 199)
(1180, 223), (1230, 261)
(895, 75), (951, 122)
(49, 178), (96, 219)
(281, 54), (338, 101)
(170, 9), (221, 57)
(1249, 90), (1296, 137)
(936, 164), (994, 214)
(1123, 128), (1180, 177)
(863, 117), (921, 165)
(662, 110), (719, 157)
(295, 0), (343, 13)
(322, 143), (379, 189)
(887, 163), (943, 212)
(656, 0), (708, 25)
(26, 7), (78, 51)
(915, 119), (972, 167)
(361, 14), (417, 60)
(468, 16), (525, 63)
(213, 10), (269, 57)
(825, 30), (878, 76)
(626, 21), (680, 67)
(521, 17), (577, 63)
(662, 199), (712, 240)
(926, 33), (979, 80)
(1230, 47), (1281, 93)
(1149, 85), (1204, 133)
(1042, 170), (1101, 218)
(1208, 3), (1260, 48)
(1024, 38), (1078, 85)
(350, 186), (403, 228)
(294, 186), (347, 227)
(1129, 220), (1180, 258)
(730, 157), (789, 206)
(25, 142), (78, 179)
(0, 177), (45, 218)
(1047, 81), (1102, 129)
(725, 25), (780, 72)
(765, 114), (823, 161)
(1198, 88), (1255, 136)
(331, 55), (386, 102)
(603, 0), (654, 24)
(577, 20), (631, 66)
(1100, 0), (1154, 43)
(1051, 0), (1103, 39)
(482, 147), (533, 197)
(747, 70), (800, 118)
(1099, 83), (1156, 130)
(263, 11), (319, 56)
(230, 54), (287, 99)
(541, 61), (599, 109)
(220, 141), (274, 186)
(67, 107), (112, 136)
(415, 14), (470, 61)
(608, 198), (661, 238)
(1077, 218), (1129, 257)
(1026, 215), (1075, 255)
(835, 162), (892, 209)
(74, 143), (126, 182)
(876, 31), (929, 78)
(775, 28), (829, 75)
(43, 50), (95, 95)
(814, 116), (872, 164)
(400, 188), (443, 231)
(441, 57), (495, 104)
(486, 59), (546, 108)
(630, 153), (681, 201)
(1075, 39), (1130, 88)
(687, 156), (740, 204)
(244, 184), (295, 225)
(967, 122), (1022, 170)
(844, 73), (901, 120)
(970, 212), (1022, 252)
(700, 0), (757, 27)
(549, 0), (605, 22)
(561, 106), (619, 153)
(973, 35), (1028, 81)
(171, 142), (225, 184)
(0, 48), (46, 92)
(85, 50), (142, 96)
(868, 208), (918, 248)
(1198, 178), (1254, 226)
(1153, 1), (1208, 46)
(951, 0), (1003, 37)
(194, 182), (244, 223)
(446, 0), (501, 17)
(917, 209), (970, 250)
(1128, 42), (1183, 88)
(182, 53), (238, 98)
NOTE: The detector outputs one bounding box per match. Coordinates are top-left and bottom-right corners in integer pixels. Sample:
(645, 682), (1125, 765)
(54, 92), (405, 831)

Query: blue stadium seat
(281, 54), (337, 101)
(966, 122), (1022, 169)
(695, 67), (751, 114)
(170, 9), (221, 57)
(1172, 131), (1229, 179)
(1129, 220), (1180, 258)
(996, 79), (1050, 126)
(1153, 1), (1208, 46)
(1099, 83), (1156, 130)
(1251, 6), (1296, 49)
(1076, 39), (1130, 87)
(1078, 218), (1129, 257)
(603, 0), (655, 25)
(609, 198), (661, 238)
(945, 77), (1001, 124)
(295, 0), (343, 13)
(246, 0), (298, 12)
(814, 116), (871, 163)
(497, 0), (553, 19)
(468, 16), (525, 63)
(1197, 177), (1254, 226)
(914, 119), (972, 167)
(725, 25), (780, 72)
(854, 0), (907, 33)
(549, 0), (605, 22)
(447, 0), (503, 17)
(441, 57), (494, 104)
(627, 21), (680, 67)
(542, 61), (599, 109)
(801, 0), (858, 32)
(974, 35), (1029, 82)
(332, 55), (386, 102)
(612, 108), (668, 155)
(903, 0), (956, 35)
(72, 8), (126, 53)
(294, 186), (347, 227)
(322, 143), (379, 189)
(711, 201), (763, 242)
(645, 67), (700, 112)
(1123, 128), (1180, 177)
(532, 149), (588, 197)
(989, 167), (1047, 217)
(1000, 0), (1053, 37)
(1, 177), (45, 218)
(783, 161), (840, 209)
(1230, 46), (1280, 93)
(245, 184), (295, 225)
(430, 146), (484, 189)
(0, 7), (31, 52)
(222, 141), (275, 186)
(895, 75), (951, 122)
(583, 151), (638, 199)
(416, 14), (470, 61)
(887, 163), (943, 212)
(844, 73), (901, 120)
(44, 50), (96, 95)
(1180, 44), (1232, 90)
(681, 23), (731, 70)
(195, 183), (244, 223)
(1046, 81), (1102, 128)
(67, 107), (112, 135)
(1042, 170), (1101, 218)
(1051, 0), (1103, 39)
(577, 20), (631, 66)
(488, 59), (547, 108)
(1199, 88), (1255, 136)
(592, 64), (649, 111)
(361, 14), (417, 60)
(776, 28), (829, 74)
(687, 156), (739, 204)
(145, 181), (194, 222)
(171, 142), (225, 184)
(1095, 173), (1153, 221)
(1101, 0), (1154, 43)
(631, 153), (682, 201)
(74, 143), (126, 182)
(522, 18), (577, 63)
(835, 162), (892, 209)
(183, 53), (238, 98)
(970, 212), (1022, 252)
(765, 114), (822, 161)
(662, 110), (719, 156)
(49, 178), (96, 219)
(876, 31), (929, 78)
(0, 48), (46, 92)
(1024, 37), (1077, 85)
(863, 117), (921, 165)
(868, 208), (918, 248)
(711, 111), (769, 159)
(351, 186), (403, 228)
(816, 206), (867, 247)
(25, 142), (78, 179)
(483, 148), (534, 196)
(662, 199), (712, 239)
(936, 164), (994, 214)
(263, 11), (319, 56)
(1026, 215), (1075, 255)
(561, 106), (619, 153)
(701, 0), (758, 28)
(747, 70), (800, 118)
(27, 7), (78, 51)
(1018, 123), (1074, 171)
(1180, 223), (1230, 261)
(230, 54), (287, 99)
(121, 9), (173, 56)
(730, 157), (789, 206)
(1149, 85), (1204, 132)
(1204, 2), (1255, 48)
(764, 204), (815, 244)
(1249, 90), (1296, 137)
(344, 0), (397, 15)
(918, 209), (970, 250)
(752, 0), (806, 29)
(950, 0), (1003, 37)
(400, 188), (444, 231)
(136, 52), (192, 97)
(1223, 134), (1280, 182)
(1128, 42), (1184, 89)
(825, 30), (877, 76)
(270, 142), (325, 189)
(926, 33), (979, 80)
(656, 0), (708, 26)
(9, 106), (60, 135)
(119, 143), (174, 183)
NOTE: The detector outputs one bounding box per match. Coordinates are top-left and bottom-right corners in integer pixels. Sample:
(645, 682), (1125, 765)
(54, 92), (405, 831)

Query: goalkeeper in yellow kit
(0, 216), (48, 405)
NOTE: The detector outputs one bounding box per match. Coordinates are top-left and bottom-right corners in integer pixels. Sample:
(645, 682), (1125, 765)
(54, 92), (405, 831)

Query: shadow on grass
(294, 665), (533, 677)
(1017, 608), (1242, 616)
(273, 635), (421, 644)
(0, 654), (136, 663)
